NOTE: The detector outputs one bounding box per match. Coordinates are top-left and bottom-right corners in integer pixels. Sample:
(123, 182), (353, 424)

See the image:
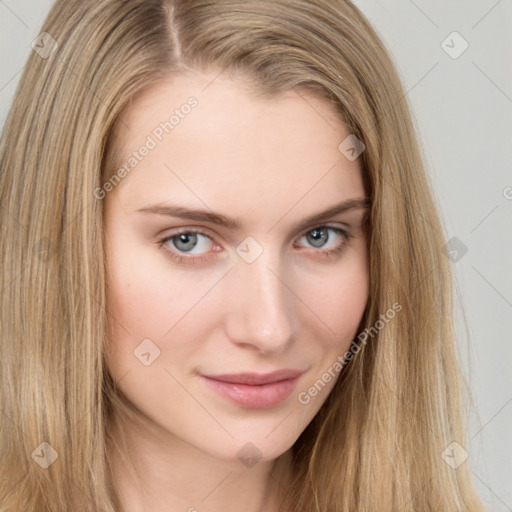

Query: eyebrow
(136, 197), (370, 232)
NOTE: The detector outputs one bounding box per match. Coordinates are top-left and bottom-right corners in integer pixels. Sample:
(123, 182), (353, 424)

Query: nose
(223, 250), (298, 355)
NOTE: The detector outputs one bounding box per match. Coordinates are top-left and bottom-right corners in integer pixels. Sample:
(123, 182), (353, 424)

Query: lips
(202, 369), (304, 385)
(200, 369), (305, 408)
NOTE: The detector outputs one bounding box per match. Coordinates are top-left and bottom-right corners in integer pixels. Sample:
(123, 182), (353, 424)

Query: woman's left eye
(158, 225), (352, 264)
(297, 226), (351, 255)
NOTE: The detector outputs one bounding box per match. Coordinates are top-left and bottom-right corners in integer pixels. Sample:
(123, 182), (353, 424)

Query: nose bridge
(224, 245), (297, 352)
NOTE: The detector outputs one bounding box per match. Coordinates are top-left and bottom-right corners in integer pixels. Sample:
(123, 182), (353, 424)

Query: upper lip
(202, 369), (305, 385)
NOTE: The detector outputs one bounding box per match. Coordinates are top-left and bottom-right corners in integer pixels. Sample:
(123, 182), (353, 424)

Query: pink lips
(201, 369), (305, 409)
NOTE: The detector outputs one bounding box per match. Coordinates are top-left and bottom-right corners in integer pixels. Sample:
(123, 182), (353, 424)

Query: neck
(106, 410), (293, 512)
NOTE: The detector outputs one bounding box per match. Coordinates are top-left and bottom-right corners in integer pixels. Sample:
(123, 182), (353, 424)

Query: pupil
(308, 229), (327, 248)
(176, 233), (197, 252)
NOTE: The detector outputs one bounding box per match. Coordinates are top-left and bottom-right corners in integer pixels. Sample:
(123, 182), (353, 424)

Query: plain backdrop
(1, 1), (511, 509)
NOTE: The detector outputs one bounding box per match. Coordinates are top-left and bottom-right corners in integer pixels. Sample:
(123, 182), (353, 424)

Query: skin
(103, 69), (369, 512)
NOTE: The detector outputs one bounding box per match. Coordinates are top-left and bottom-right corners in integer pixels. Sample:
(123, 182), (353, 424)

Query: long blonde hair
(0, 1), (485, 510)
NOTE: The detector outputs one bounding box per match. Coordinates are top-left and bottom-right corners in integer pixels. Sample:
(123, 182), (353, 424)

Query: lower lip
(201, 375), (301, 409)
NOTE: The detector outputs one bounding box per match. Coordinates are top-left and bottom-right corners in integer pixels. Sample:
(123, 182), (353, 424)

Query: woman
(0, 0), (485, 510)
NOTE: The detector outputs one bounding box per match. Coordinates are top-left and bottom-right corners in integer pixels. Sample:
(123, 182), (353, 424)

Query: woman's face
(103, 70), (369, 464)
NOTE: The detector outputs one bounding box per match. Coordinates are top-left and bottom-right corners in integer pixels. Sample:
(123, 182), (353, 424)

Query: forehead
(106, 71), (365, 228)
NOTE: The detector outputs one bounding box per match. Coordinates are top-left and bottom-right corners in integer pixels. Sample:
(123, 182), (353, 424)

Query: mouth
(200, 369), (306, 409)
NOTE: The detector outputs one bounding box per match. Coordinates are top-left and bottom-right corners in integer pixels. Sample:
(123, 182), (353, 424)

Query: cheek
(324, 269), (368, 336)
(106, 239), (201, 336)
(105, 234), (369, 367)
(107, 267), (169, 339)
(105, 245), (177, 371)
(105, 244), (224, 374)
(295, 246), (369, 345)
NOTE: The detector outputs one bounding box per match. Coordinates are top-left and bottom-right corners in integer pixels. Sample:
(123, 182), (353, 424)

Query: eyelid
(158, 223), (353, 265)
(296, 220), (351, 237)
(160, 226), (217, 246)
(159, 222), (350, 246)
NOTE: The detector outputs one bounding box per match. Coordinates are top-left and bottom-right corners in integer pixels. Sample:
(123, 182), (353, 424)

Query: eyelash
(157, 225), (353, 265)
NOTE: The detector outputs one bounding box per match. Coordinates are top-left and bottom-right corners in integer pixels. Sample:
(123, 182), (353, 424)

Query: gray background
(1, 1), (511, 509)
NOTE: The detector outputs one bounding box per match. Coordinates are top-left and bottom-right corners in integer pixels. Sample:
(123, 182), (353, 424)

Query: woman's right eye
(158, 228), (216, 264)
